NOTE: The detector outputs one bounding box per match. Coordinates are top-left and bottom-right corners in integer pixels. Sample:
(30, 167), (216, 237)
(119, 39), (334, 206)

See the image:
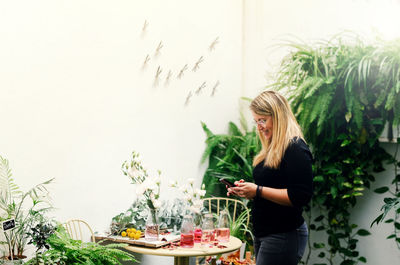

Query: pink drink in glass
(180, 233), (194, 248)
(194, 228), (202, 243)
(216, 228), (230, 242)
(201, 229), (215, 246)
(145, 224), (159, 241)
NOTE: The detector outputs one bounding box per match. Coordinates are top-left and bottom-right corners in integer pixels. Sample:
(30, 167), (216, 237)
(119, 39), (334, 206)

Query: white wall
(0, 0), (242, 263)
(243, 0), (400, 264)
(1, 0), (400, 264)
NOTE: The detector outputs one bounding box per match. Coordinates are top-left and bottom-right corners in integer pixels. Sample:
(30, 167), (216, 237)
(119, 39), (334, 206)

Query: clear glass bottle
(193, 212), (203, 243)
(180, 215), (194, 248)
(216, 209), (230, 242)
(201, 213), (215, 246)
(145, 208), (159, 241)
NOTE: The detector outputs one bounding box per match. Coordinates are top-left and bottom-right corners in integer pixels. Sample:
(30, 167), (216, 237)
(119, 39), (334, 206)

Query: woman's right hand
(226, 179), (245, 197)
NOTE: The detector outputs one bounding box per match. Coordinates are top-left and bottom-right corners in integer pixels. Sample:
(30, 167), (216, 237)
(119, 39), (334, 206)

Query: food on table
(121, 228), (142, 240)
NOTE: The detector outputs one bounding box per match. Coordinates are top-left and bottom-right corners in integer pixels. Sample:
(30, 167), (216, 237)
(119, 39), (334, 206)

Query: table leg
(174, 256), (189, 265)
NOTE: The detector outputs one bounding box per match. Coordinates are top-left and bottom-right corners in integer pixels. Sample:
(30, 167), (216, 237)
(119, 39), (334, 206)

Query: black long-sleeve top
(252, 138), (313, 237)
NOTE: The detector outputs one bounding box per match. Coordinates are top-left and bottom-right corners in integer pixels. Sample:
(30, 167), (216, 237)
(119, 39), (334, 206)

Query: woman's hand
(227, 179), (257, 199)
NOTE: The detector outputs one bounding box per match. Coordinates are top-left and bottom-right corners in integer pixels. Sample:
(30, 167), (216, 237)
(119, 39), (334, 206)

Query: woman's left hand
(228, 180), (257, 199)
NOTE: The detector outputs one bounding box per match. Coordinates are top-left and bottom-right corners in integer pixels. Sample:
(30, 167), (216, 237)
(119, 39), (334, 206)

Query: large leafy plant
(200, 119), (260, 199)
(26, 225), (137, 265)
(0, 155), (53, 260)
(268, 33), (400, 264)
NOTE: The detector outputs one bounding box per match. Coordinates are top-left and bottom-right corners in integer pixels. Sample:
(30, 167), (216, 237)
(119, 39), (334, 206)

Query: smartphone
(219, 178), (235, 188)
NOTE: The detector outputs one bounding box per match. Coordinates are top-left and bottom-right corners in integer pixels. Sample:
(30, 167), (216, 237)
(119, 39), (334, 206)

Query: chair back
(64, 219), (95, 242)
(202, 197), (250, 226)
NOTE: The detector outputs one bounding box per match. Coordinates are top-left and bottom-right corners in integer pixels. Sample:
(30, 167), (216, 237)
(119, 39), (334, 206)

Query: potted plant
(26, 218), (56, 265)
(200, 119), (260, 199)
(25, 224), (137, 265)
(267, 33), (400, 263)
(0, 155), (53, 263)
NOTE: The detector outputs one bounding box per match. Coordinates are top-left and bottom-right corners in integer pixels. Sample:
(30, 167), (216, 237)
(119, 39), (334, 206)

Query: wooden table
(124, 236), (242, 265)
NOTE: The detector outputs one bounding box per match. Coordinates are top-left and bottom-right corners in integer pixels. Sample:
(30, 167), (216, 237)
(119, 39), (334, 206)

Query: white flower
(169, 180), (178, 187)
(187, 178), (195, 185)
(153, 199), (162, 209)
(179, 185), (188, 193)
(193, 199), (203, 208)
(128, 166), (139, 179)
(184, 194), (192, 201)
(142, 177), (157, 192)
(187, 189), (195, 197)
(198, 189), (206, 197)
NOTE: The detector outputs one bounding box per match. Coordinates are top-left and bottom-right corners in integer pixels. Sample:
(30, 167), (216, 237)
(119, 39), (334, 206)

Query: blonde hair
(250, 90), (304, 169)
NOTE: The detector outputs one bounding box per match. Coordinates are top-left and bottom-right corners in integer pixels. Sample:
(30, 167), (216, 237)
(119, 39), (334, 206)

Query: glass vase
(145, 208), (160, 241)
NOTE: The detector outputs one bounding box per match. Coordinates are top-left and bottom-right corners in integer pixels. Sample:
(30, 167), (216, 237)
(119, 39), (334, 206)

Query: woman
(228, 90), (313, 265)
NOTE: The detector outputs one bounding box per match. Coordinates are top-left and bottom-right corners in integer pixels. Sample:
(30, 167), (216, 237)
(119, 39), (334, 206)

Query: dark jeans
(254, 222), (308, 265)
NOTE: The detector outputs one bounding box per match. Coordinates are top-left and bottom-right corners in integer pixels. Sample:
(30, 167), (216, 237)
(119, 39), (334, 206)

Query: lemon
(131, 228), (137, 233)
(121, 231), (127, 237)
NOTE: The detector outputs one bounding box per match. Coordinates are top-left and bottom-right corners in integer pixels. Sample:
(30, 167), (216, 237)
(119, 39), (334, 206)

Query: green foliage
(200, 118), (260, 252)
(268, 33), (400, 264)
(26, 225), (137, 265)
(371, 138), (400, 248)
(0, 155), (54, 259)
(110, 199), (186, 234)
(27, 219), (56, 253)
(228, 208), (253, 251)
(200, 120), (261, 198)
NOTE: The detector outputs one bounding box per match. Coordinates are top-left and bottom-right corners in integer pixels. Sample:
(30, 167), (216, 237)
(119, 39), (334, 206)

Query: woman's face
(252, 112), (273, 140)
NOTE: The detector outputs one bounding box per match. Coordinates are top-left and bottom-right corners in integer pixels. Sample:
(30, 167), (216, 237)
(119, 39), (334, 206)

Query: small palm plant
(0, 155), (53, 260)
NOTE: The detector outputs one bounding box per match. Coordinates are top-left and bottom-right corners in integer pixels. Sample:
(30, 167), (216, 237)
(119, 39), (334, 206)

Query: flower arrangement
(122, 151), (162, 210)
(110, 198), (186, 234)
(122, 151), (164, 240)
(170, 178), (206, 214)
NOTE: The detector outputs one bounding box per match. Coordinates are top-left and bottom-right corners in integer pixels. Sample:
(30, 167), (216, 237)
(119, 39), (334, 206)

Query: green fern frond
(0, 156), (22, 202)
(385, 87), (396, 110)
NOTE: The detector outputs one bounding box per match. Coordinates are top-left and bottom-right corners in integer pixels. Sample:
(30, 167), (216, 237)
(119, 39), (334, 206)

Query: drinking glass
(216, 209), (230, 242)
(201, 213), (215, 246)
(180, 215), (194, 248)
(193, 212), (203, 243)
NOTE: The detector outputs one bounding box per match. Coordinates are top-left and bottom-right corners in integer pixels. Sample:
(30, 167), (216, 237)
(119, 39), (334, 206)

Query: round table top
(124, 236), (242, 257)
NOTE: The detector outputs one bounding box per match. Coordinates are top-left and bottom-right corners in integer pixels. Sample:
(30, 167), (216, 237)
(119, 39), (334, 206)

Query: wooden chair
(202, 197), (250, 227)
(196, 197), (250, 265)
(64, 219), (95, 243)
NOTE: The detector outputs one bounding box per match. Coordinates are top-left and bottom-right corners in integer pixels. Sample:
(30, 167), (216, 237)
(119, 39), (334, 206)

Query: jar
(180, 215), (194, 248)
